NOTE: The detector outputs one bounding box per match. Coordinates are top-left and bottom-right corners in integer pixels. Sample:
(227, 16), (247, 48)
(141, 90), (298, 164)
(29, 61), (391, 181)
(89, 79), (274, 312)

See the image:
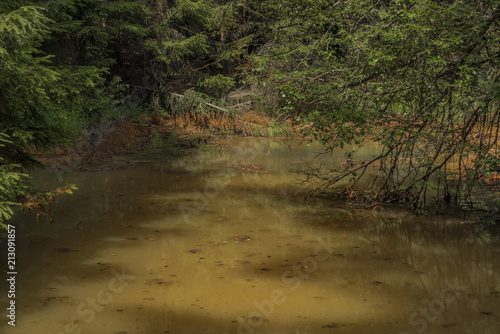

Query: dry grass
(156, 110), (295, 137)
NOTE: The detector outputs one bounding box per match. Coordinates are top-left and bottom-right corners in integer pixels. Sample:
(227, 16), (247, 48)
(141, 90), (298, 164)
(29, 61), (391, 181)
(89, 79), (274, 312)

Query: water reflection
(0, 138), (498, 334)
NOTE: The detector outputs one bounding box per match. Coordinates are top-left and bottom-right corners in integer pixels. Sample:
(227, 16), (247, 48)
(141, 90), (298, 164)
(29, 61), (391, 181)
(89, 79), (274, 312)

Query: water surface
(0, 138), (499, 334)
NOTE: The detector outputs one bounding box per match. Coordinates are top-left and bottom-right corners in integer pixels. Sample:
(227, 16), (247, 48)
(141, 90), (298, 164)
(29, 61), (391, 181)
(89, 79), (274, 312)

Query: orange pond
(0, 138), (499, 334)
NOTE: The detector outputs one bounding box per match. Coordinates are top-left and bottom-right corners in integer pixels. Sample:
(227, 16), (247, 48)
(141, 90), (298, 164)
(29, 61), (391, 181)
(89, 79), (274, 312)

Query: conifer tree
(0, 4), (101, 226)
(144, 0), (261, 100)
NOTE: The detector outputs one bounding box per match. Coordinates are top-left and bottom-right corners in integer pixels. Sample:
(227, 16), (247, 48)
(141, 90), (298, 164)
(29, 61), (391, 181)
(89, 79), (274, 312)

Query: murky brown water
(1, 138), (499, 334)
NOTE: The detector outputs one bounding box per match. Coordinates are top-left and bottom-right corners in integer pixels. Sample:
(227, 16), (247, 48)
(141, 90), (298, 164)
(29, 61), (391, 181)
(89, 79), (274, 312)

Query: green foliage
(0, 136), (29, 229)
(160, 33), (209, 64)
(147, 130), (164, 150)
(0, 4), (111, 227)
(198, 74), (235, 97)
(172, 0), (211, 27)
(41, 0), (148, 67)
(268, 120), (289, 137)
(167, 130), (182, 156)
(0, 5), (65, 165)
(168, 129), (178, 144)
(39, 0), (150, 114)
(144, 0), (268, 104)
(0, 4), (108, 160)
(257, 0), (500, 208)
(80, 75), (138, 125)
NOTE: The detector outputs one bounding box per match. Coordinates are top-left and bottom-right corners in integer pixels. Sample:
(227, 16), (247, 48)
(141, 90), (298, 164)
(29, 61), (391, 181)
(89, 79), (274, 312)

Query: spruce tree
(0, 4), (101, 226)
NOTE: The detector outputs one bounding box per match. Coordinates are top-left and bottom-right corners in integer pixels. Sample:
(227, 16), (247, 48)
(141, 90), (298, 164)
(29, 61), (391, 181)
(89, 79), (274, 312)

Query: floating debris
(146, 278), (174, 285)
(233, 235), (251, 241)
(322, 323), (338, 328)
(45, 296), (71, 303)
(56, 248), (77, 252)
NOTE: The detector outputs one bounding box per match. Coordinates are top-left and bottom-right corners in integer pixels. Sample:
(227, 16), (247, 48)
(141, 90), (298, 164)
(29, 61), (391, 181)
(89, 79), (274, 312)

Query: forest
(1, 0), (499, 228)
